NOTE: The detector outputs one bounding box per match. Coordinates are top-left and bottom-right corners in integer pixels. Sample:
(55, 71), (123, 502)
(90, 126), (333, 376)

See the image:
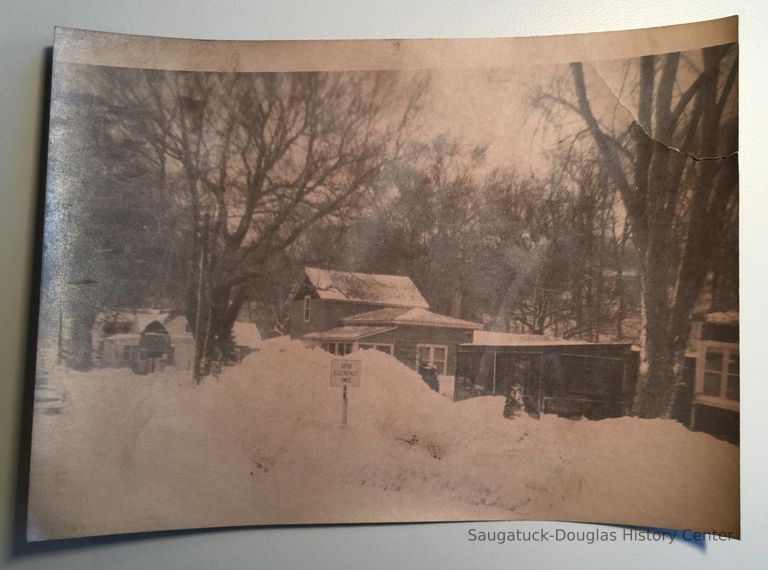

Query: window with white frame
(696, 343), (739, 409)
(303, 295), (311, 323)
(416, 344), (448, 375)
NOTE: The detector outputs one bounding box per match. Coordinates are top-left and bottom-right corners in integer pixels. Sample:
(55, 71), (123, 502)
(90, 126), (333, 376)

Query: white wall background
(1, 1), (766, 568)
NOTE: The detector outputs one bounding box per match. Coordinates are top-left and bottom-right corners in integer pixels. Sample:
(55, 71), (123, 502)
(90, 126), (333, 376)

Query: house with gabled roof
(288, 267), (481, 375)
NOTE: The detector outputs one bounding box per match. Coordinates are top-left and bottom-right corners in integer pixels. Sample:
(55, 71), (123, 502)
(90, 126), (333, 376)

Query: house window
(417, 344), (448, 375)
(696, 343), (739, 409)
(358, 343), (393, 355)
(303, 295), (311, 323)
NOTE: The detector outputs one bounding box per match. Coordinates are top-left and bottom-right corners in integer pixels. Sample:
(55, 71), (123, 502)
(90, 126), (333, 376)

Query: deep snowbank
(27, 339), (739, 540)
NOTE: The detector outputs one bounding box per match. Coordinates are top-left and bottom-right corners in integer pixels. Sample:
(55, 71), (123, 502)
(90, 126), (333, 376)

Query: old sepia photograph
(27, 18), (739, 541)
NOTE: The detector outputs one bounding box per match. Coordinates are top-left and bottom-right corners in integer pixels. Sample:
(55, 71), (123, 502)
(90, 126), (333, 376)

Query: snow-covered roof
(467, 330), (590, 347)
(303, 326), (397, 342)
(303, 267), (429, 309)
(342, 307), (482, 330)
(232, 321), (262, 348)
(133, 312), (170, 333)
(96, 309), (174, 335)
(165, 315), (190, 336)
(261, 334), (291, 344)
(103, 333), (140, 341)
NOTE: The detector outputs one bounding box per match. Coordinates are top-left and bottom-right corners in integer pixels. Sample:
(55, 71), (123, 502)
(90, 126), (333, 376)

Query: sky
(411, 64), (570, 177)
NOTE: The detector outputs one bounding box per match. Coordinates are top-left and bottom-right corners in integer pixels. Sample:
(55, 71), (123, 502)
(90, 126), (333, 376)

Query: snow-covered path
(27, 340), (739, 540)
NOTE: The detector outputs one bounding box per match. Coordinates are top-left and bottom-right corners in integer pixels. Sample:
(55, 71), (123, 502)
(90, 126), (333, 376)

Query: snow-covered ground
(27, 339), (739, 541)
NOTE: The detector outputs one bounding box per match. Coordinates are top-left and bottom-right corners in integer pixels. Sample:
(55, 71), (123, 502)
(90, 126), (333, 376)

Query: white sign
(330, 359), (362, 387)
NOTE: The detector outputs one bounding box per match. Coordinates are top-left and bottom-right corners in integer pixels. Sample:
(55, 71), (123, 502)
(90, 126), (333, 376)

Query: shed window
(303, 295), (311, 323)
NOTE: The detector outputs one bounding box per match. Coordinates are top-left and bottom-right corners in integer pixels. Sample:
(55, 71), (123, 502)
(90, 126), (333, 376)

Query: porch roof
(303, 325), (397, 342)
(342, 306), (482, 330)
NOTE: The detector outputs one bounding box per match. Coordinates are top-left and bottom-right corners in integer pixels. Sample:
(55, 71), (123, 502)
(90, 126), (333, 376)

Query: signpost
(330, 359), (362, 427)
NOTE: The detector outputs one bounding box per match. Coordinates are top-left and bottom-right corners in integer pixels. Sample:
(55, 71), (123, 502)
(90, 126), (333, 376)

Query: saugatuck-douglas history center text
(466, 528), (736, 545)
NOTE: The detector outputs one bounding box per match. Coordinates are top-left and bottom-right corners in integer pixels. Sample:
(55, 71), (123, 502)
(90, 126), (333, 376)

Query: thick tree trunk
(208, 284), (248, 361)
(634, 266), (672, 417)
(633, 244), (699, 418)
(568, 48), (737, 419)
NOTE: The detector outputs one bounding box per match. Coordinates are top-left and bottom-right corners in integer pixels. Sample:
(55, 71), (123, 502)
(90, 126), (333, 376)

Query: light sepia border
(53, 16), (736, 73)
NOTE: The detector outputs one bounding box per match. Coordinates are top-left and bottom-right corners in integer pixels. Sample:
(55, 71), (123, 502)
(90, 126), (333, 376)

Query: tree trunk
(449, 288), (463, 318)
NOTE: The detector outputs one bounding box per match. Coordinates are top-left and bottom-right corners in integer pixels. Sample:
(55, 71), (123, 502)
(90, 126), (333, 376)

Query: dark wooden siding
(455, 343), (635, 418)
(289, 299), (385, 338)
(288, 294), (475, 375)
(693, 403), (739, 444)
(353, 329), (397, 347)
(390, 326), (474, 375)
(701, 323), (739, 343)
(322, 301), (389, 330)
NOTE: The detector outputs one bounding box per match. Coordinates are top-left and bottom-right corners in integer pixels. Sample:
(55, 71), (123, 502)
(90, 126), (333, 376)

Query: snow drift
(27, 338), (739, 540)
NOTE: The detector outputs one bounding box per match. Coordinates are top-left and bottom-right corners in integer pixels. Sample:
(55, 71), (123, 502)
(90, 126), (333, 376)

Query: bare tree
(410, 137), (487, 318)
(331, 136), (488, 319)
(92, 67), (425, 381)
(556, 155), (635, 342)
(481, 171), (564, 334)
(551, 44), (738, 417)
(43, 67), (188, 369)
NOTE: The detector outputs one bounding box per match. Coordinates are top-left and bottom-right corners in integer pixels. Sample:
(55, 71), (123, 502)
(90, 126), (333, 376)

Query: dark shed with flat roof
(455, 332), (637, 419)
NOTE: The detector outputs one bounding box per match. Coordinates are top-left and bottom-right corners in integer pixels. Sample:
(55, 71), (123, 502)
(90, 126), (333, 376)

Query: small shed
(140, 320), (172, 357)
(455, 331), (637, 419)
